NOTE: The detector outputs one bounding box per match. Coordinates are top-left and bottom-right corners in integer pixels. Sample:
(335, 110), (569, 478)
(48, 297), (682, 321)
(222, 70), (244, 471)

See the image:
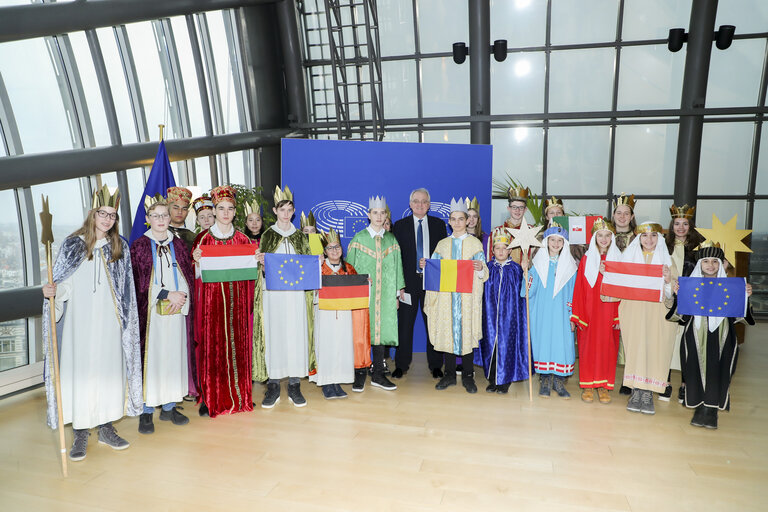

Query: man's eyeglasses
(96, 210), (118, 220)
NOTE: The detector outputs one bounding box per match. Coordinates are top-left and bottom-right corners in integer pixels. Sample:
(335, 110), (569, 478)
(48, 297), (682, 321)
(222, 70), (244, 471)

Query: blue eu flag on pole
(128, 140), (176, 244)
(677, 277), (748, 317)
(264, 253), (321, 291)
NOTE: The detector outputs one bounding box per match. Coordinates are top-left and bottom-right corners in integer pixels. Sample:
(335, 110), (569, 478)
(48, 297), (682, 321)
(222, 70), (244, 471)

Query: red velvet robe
(571, 254), (620, 389)
(193, 229), (254, 417)
(322, 261), (371, 369)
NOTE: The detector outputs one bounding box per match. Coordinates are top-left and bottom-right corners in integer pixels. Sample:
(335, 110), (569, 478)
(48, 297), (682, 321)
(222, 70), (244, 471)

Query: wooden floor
(2, 327), (767, 512)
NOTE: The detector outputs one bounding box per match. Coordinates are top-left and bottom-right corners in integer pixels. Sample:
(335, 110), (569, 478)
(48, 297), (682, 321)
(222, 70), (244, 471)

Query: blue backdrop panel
(282, 138), (493, 353)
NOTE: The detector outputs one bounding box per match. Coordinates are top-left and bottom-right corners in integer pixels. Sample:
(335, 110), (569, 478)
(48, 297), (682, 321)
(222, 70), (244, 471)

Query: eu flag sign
(677, 277), (747, 317)
(264, 253), (321, 291)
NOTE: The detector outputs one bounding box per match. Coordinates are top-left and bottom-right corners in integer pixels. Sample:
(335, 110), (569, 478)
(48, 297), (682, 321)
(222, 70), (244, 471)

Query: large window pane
(422, 129), (470, 144)
(491, 0), (546, 48)
(622, 0), (692, 41)
(562, 199), (609, 218)
(618, 45), (685, 110)
(382, 60), (418, 119)
(491, 126), (544, 192)
(550, 0), (619, 45)
(695, 200), (748, 230)
(96, 27), (138, 144)
(613, 124), (678, 195)
(756, 124), (768, 194)
(0, 319), (28, 372)
(379, 0), (415, 56)
(707, 39), (765, 108)
(68, 32), (112, 147)
(193, 157), (213, 192)
(417, 0), (468, 54)
(226, 150), (249, 186)
(549, 48), (614, 112)
(421, 57), (469, 117)
(207, 12), (245, 134)
(383, 131), (419, 143)
(0, 38), (75, 153)
(715, 0), (768, 35)
(171, 16), (207, 137)
(749, 200), (767, 314)
(491, 51), (545, 114)
(698, 123), (752, 195)
(0, 190), (23, 290)
(630, 198), (670, 226)
(547, 125), (610, 195)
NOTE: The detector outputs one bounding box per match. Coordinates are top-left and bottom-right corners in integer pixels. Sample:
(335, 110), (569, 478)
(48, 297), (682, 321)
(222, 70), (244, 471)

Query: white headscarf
(621, 228), (672, 267)
(584, 230), (622, 288)
(532, 228), (578, 298)
(690, 257), (728, 332)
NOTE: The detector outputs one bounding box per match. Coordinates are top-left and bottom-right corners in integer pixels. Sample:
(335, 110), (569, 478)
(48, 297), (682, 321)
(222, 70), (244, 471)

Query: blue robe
(523, 258), (576, 376)
(476, 258), (529, 384)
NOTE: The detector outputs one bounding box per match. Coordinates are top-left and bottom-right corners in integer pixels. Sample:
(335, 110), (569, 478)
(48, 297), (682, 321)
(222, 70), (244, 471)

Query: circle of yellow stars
(692, 280), (728, 314)
(277, 258), (305, 286)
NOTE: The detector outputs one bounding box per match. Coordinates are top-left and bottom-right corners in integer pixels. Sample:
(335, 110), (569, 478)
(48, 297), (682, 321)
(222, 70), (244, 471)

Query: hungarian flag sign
(200, 245), (259, 283)
(318, 274), (369, 310)
(600, 261), (664, 302)
(264, 253), (321, 290)
(552, 215), (602, 245)
(424, 259), (474, 293)
(677, 277), (747, 317)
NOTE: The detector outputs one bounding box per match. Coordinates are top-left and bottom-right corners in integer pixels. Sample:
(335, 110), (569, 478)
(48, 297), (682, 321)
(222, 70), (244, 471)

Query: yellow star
(718, 283), (722, 286)
(693, 294), (697, 297)
(709, 281), (713, 285)
(709, 309), (713, 313)
(695, 214), (752, 264)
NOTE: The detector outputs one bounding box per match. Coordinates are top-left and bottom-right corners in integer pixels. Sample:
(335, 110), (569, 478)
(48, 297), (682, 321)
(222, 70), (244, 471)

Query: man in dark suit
(391, 188), (448, 379)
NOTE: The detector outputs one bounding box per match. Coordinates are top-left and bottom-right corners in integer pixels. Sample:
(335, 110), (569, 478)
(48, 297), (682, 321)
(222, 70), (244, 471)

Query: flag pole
(40, 196), (67, 477)
(524, 253), (533, 402)
(158, 124), (164, 141)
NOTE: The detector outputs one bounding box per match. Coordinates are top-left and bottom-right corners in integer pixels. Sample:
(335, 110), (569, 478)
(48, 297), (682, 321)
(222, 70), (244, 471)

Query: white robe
(55, 238), (125, 429)
(263, 224), (309, 379)
(142, 231), (190, 407)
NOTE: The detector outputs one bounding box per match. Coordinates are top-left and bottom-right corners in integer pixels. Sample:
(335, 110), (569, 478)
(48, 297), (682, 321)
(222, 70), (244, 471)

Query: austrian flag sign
(600, 261), (665, 302)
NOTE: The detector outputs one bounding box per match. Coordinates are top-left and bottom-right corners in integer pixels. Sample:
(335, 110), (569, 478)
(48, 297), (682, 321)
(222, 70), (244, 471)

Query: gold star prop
(695, 214), (752, 264)
(507, 223), (543, 252)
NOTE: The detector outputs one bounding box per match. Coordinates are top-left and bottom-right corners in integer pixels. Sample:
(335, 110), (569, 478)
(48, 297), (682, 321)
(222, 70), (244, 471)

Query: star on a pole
(695, 214), (752, 264)
(507, 223), (542, 252)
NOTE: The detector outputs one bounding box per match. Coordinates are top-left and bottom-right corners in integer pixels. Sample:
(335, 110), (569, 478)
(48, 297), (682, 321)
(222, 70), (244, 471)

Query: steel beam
(468, 0), (490, 145)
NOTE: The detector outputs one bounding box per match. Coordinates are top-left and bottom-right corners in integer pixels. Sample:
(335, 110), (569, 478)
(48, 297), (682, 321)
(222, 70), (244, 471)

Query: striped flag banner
(318, 274), (370, 310)
(200, 245), (259, 283)
(424, 259), (474, 293)
(552, 215), (602, 245)
(600, 261), (664, 302)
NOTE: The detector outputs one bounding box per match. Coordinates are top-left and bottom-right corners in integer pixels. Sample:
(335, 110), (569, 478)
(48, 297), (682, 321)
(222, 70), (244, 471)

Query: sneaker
(461, 375), (477, 394)
(626, 389), (642, 412)
(538, 374), (552, 398)
(597, 387), (611, 404)
(553, 376), (571, 399)
(352, 369), (366, 392)
(371, 373), (397, 391)
(678, 385), (685, 404)
(640, 390), (655, 415)
(159, 407), (189, 425)
(97, 423), (130, 450)
(581, 388), (594, 403)
(659, 385), (673, 402)
(333, 384), (348, 399)
(262, 382), (281, 409)
(69, 429), (90, 461)
(138, 413), (154, 434)
(485, 383), (497, 393)
(322, 385), (336, 400)
(496, 383), (510, 394)
(619, 385), (632, 395)
(435, 374), (457, 390)
(287, 383), (307, 407)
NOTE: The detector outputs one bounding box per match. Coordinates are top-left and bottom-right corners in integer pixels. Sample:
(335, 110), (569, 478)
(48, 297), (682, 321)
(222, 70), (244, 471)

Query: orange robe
(322, 262), (371, 369)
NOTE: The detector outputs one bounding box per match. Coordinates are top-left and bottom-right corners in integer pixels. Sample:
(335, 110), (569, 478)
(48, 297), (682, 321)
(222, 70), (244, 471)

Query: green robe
(252, 226), (316, 382)
(346, 229), (405, 346)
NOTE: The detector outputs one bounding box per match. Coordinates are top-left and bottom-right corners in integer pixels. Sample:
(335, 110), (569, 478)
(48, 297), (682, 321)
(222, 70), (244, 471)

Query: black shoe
(322, 385), (336, 400)
(262, 382), (281, 408)
(659, 385), (673, 402)
(198, 403), (209, 417)
(391, 368), (405, 379)
(462, 375), (477, 394)
(690, 405), (706, 427)
(333, 384), (348, 399)
(456, 364), (464, 375)
(432, 368), (444, 379)
(287, 383), (307, 407)
(702, 407), (718, 429)
(496, 383), (510, 394)
(352, 369), (366, 392)
(371, 373), (397, 391)
(435, 374), (457, 390)
(159, 407), (189, 426)
(486, 383), (497, 393)
(138, 413), (154, 434)
(678, 385), (685, 404)
(619, 385), (632, 395)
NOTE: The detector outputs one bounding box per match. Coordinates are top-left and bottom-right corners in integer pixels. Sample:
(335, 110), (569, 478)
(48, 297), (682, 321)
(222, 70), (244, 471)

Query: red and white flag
(600, 261), (664, 302)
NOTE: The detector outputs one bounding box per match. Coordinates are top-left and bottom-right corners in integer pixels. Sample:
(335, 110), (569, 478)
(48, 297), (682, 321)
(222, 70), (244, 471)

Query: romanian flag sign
(677, 277), (747, 317)
(424, 259), (474, 293)
(600, 261), (664, 302)
(200, 245), (259, 283)
(552, 215), (602, 245)
(264, 253), (321, 290)
(318, 274), (370, 310)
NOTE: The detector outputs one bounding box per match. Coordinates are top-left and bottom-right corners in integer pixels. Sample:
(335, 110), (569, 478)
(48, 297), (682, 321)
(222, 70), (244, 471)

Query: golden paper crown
(273, 185), (293, 204)
(507, 185), (530, 202)
(543, 196), (564, 213)
(669, 203), (695, 219)
(92, 185), (120, 210)
(321, 228), (342, 247)
(591, 217), (616, 234)
(491, 228), (512, 246)
(144, 193), (166, 212)
(210, 185), (236, 205)
(192, 195), (213, 214)
(244, 200), (261, 216)
(635, 221), (664, 235)
(300, 211), (316, 229)
(613, 193), (636, 211)
(464, 196), (480, 211)
(166, 186), (192, 205)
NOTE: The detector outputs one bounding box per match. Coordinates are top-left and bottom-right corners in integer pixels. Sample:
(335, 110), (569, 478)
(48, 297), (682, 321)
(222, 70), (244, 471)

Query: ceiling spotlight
(492, 40), (508, 62)
(715, 25), (736, 50)
(452, 42), (469, 64)
(667, 28), (687, 52)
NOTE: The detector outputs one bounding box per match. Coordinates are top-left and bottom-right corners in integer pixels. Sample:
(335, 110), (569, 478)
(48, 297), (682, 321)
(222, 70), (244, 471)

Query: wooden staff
(524, 259), (533, 402)
(40, 196), (67, 477)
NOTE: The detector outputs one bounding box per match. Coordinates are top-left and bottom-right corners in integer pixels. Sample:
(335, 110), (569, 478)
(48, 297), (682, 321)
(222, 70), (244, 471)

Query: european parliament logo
(311, 199), (368, 238)
(677, 277), (747, 317)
